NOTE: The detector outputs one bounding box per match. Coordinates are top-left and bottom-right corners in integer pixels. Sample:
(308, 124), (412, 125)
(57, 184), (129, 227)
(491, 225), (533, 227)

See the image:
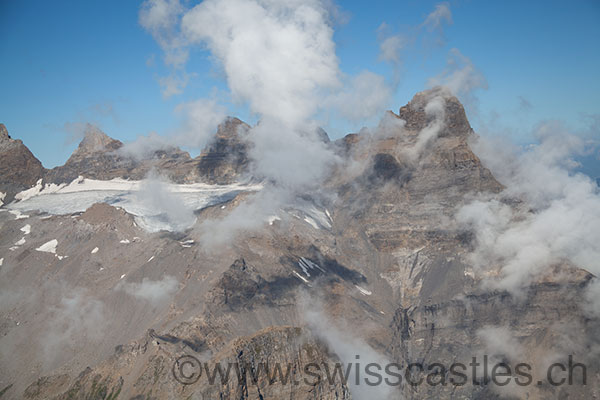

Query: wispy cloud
(422, 2), (453, 32)
(458, 122), (600, 310)
(116, 275), (179, 306)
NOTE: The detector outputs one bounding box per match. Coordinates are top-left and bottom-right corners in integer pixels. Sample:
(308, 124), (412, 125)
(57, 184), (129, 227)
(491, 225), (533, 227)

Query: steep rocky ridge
(0, 118), (254, 200)
(0, 124), (46, 205)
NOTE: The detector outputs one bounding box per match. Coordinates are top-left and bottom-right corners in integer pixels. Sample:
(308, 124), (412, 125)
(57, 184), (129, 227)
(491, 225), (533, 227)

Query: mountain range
(0, 89), (597, 399)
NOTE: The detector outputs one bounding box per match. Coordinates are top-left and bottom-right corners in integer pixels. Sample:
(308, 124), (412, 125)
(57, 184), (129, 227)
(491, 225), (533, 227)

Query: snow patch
(20, 224), (31, 235)
(355, 285), (372, 296)
(120, 274), (126, 279)
(14, 179), (44, 202)
(180, 239), (194, 248)
(147, 255), (155, 262)
(119, 239), (130, 244)
(303, 216), (319, 229)
(298, 257), (325, 277)
(91, 247), (99, 254)
(36, 239), (58, 254)
(9, 246), (19, 251)
(14, 237), (26, 246)
(289, 204), (332, 230)
(0, 258), (3, 266)
(293, 270), (310, 284)
(267, 215), (281, 225)
(0, 191), (5, 206)
(9, 210), (29, 220)
(307, 206), (332, 229)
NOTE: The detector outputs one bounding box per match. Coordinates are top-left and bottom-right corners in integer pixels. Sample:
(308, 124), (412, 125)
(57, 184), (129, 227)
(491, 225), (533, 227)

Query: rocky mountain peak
(0, 124), (46, 204)
(73, 124), (122, 156)
(399, 86), (473, 137)
(0, 123), (10, 141)
(195, 117), (252, 184)
(0, 123), (21, 152)
(215, 117), (249, 141)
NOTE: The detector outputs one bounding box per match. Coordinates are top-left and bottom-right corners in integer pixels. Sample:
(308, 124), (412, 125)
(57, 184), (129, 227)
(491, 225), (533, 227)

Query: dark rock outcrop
(0, 124), (46, 205)
(195, 117), (251, 184)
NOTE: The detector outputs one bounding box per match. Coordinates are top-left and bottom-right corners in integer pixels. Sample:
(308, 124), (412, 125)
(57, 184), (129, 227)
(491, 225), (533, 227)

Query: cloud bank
(458, 122), (600, 313)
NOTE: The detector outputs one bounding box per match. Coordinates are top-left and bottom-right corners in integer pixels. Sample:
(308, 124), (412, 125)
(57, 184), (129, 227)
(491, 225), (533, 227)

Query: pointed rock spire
(0, 123), (10, 141)
(73, 124), (122, 156)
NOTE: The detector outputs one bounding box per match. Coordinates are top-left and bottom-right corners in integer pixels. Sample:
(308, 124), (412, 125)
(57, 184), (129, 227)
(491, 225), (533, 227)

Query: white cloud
(158, 71), (191, 98)
(119, 98), (226, 159)
(378, 32), (406, 64)
(302, 296), (396, 400)
(140, 0), (191, 95)
(428, 48), (488, 100)
(174, 98), (227, 148)
(116, 275), (178, 306)
(43, 289), (105, 367)
(458, 123), (600, 308)
(134, 171), (197, 232)
(327, 71), (393, 123)
(181, 0), (340, 127)
(139, 0), (187, 67)
(477, 326), (524, 362)
(422, 2), (452, 32)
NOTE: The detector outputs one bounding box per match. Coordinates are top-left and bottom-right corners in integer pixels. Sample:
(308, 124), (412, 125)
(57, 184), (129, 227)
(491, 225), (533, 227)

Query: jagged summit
(0, 123), (10, 141)
(213, 116), (249, 140)
(3, 92), (481, 197)
(42, 117), (254, 185)
(0, 123), (26, 152)
(196, 116), (251, 184)
(399, 86), (473, 136)
(73, 124), (122, 156)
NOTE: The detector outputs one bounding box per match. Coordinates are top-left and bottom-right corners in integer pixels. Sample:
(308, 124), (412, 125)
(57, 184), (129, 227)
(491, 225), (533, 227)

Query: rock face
(195, 117), (251, 184)
(0, 124), (46, 204)
(398, 86), (473, 136)
(0, 91), (597, 399)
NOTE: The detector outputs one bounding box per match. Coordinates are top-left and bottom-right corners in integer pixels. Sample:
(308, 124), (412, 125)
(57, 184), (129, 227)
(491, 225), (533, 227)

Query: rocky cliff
(0, 124), (46, 205)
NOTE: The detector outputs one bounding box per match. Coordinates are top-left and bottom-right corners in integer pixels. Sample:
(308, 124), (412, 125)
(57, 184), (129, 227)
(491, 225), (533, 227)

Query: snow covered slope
(8, 177), (262, 232)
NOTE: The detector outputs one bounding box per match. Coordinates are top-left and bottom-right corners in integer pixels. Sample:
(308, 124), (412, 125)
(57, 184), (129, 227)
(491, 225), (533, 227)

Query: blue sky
(1, 0), (599, 171)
